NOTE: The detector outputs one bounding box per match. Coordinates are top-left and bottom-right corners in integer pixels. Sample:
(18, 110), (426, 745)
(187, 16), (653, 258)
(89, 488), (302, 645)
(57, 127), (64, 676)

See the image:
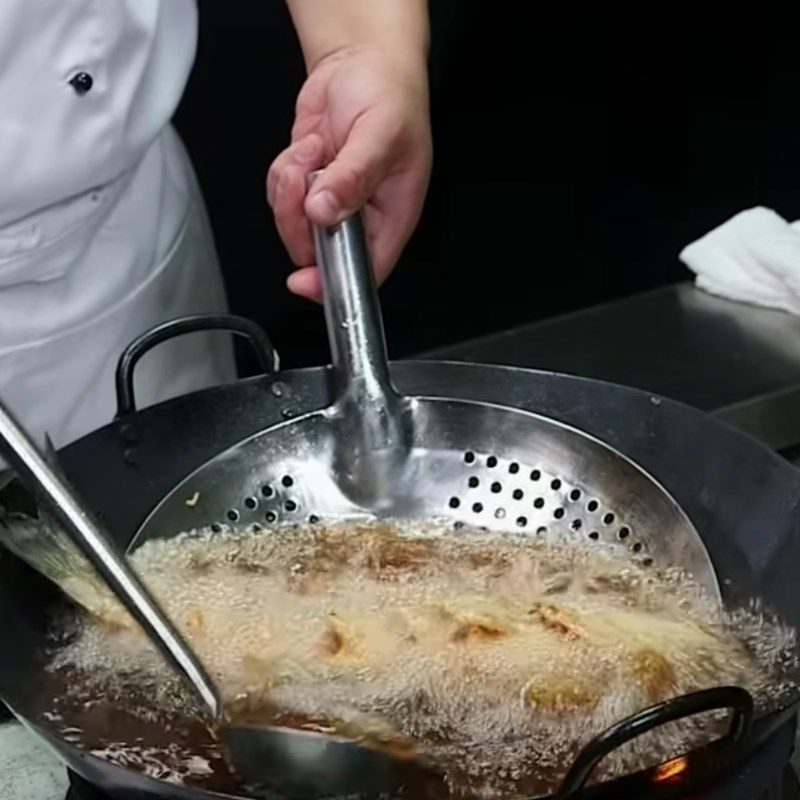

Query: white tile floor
(0, 723), (68, 800)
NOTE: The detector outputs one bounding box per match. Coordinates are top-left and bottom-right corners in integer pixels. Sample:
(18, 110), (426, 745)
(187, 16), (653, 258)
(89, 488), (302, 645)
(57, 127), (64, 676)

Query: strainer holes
(285, 500), (297, 512)
(250, 523), (262, 532)
(530, 469), (541, 481)
(495, 508), (506, 519)
(261, 485), (274, 498)
(512, 489), (523, 500)
(454, 521), (464, 530)
(282, 475), (294, 488)
(472, 502), (484, 513)
(536, 526), (547, 535)
(569, 489), (581, 501)
(554, 508), (565, 519)
(550, 478), (562, 490)
(449, 497), (461, 509)
(516, 516), (528, 527)
(533, 497), (545, 509)
(464, 451), (476, 464)
(244, 497), (257, 510)
(509, 462), (520, 474)
(571, 519), (582, 531)
(588, 531), (599, 540)
(491, 482), (502, 493)
(227, 509), (239, 522)
(642, 557), (654, 567)
(211, 523), (223, 534)
(468, 476), (480, 488)
(603, 512), (615, 525)
(309, 515), (319, 524)
(631, 542), (643, 553)
(618, 526), (631, 540)
(265, 511), (277, 523)
(486, 456), (498, 468)
(587, 500), (599, 512)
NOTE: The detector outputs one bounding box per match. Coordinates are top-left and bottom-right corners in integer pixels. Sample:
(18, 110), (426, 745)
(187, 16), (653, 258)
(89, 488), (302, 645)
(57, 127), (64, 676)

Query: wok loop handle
(555, 686), (754, 799)
(115, 314), (279, 417)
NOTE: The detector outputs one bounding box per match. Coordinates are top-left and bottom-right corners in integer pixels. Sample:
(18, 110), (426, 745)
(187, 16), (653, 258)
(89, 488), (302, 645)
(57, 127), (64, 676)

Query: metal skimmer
(131, 174), (721, 608)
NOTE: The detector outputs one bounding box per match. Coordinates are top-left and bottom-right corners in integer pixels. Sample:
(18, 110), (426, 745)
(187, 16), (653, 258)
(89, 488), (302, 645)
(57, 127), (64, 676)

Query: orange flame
(653, 756), (689, 784)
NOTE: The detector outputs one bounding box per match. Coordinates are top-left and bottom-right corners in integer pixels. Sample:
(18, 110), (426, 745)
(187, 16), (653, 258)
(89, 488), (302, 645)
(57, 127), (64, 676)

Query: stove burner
(64, 768), (800, 800)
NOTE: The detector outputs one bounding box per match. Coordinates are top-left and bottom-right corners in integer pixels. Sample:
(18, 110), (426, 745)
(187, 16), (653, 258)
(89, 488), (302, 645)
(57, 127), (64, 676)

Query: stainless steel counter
(425, 283), (800, 451)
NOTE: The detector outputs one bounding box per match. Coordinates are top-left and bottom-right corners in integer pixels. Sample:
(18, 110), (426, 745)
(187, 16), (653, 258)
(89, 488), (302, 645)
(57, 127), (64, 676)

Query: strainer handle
(309, 175), (399, 407)
(555, 686), (753, 798)
(309, 173), (411, 483)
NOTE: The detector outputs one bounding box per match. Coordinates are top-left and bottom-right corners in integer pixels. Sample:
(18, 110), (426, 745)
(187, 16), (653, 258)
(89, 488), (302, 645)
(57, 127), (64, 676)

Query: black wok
(1, 315), (799, 799)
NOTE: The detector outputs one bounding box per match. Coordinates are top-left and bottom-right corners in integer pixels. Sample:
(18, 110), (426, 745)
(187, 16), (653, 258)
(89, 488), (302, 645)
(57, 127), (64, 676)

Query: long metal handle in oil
(309, 172), (413, 506)
(0, 397), (221, 718)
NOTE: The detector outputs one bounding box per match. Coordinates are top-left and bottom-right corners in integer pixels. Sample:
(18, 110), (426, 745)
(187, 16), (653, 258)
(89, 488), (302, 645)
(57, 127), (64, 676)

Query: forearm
(285, 0), (429, 72)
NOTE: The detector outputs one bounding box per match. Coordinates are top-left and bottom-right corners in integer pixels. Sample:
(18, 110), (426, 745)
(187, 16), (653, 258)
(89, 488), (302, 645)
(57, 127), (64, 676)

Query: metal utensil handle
(0, 399), (221, 718)
(556, 686), (754, 798)
(115, 314), (279, 417)
(309, 173), (400, 412)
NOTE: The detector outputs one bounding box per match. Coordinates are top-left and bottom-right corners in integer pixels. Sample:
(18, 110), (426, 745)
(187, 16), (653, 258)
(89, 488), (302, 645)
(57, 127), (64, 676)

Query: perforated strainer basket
(129, 198), (721, 606)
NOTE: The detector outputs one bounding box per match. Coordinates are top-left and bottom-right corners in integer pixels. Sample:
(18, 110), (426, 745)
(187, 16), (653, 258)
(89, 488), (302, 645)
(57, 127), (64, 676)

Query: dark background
(173, 2), (800, 370)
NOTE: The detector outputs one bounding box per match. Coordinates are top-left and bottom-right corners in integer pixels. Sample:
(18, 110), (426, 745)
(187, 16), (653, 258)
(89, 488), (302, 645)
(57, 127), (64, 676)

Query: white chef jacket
(0, 0), (234, 453)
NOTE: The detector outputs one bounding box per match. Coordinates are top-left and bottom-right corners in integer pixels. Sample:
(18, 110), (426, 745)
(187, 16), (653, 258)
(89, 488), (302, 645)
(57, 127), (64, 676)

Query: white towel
(680, 206), (800, 316)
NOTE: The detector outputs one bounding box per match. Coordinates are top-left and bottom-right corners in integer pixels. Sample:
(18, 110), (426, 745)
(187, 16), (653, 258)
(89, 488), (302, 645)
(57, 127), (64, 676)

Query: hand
(267, 46), (432, 302)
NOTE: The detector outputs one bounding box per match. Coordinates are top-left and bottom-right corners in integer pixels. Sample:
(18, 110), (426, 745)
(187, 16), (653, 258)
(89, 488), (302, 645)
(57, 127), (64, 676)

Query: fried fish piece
(523, 674), (602, 712)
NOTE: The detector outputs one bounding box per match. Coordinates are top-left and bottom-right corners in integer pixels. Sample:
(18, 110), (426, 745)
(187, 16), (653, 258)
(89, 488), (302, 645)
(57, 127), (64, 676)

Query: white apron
(0, 0), (234, 453)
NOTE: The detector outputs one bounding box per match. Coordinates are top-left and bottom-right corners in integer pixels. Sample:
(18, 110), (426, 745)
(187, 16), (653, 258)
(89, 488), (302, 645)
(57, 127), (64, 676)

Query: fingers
(286, 266), (324, 303)
(365, 161), (431, 285)
(285, 161), (431, 303)
(266, 132), (324, 209)
(272, 165), (316, 266)
(268, 134), (326, 265)
(304, 115), (397, 228)
(270, 114), (430, 303)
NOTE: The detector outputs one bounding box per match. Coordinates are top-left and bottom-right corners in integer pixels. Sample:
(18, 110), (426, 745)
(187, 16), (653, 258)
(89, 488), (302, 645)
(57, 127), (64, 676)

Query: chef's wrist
(306, 39), (428, 78)
(286, 0), (429, 77)
(311, 43), (429, 100)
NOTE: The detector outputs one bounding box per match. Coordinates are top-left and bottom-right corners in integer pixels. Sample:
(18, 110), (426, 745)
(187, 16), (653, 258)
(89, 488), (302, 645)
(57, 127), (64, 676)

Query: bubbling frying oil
(45, 521), (798, 798)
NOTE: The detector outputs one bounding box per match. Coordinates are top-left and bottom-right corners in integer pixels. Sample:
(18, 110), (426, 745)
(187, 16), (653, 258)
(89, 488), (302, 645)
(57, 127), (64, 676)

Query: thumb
(305, 117), (394, 226)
